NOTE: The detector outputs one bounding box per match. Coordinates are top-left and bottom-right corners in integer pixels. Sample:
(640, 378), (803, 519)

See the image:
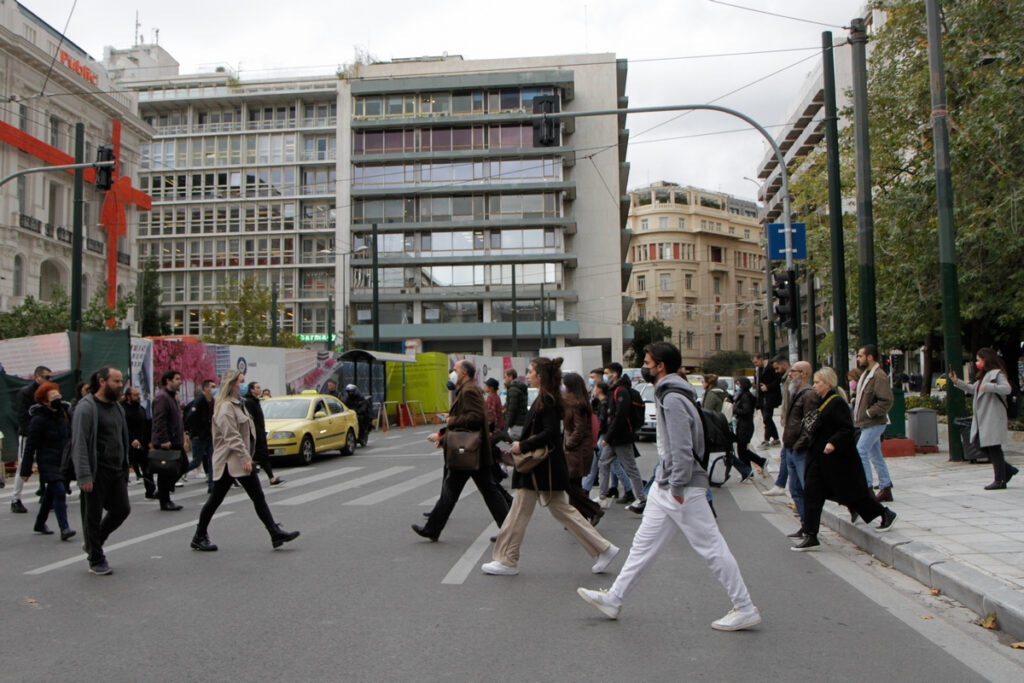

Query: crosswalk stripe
(442, 523), (499, 585)
(345, 471), (440, 506)
(275, 466), (415, 506)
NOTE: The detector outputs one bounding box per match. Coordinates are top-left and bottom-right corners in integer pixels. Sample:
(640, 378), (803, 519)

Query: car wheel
(295, 435), (315, 466)
(341, 428), (356, 456)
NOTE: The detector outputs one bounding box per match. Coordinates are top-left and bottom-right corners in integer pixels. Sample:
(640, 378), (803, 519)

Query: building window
(19, 104), (29, 131)
(714, 333), (722, 350)
(13, 255), (24, 296)
(678, 218), (686, 230)
(636, 303), (646, 320)
(17, 176), (28, 215)
(685, 306), (693, 321)
(736, 279), (743, 295)
(713, 277), (721, 295)
(659, 216), (668, 229)
(714, 306), (721, 322)
(744, 229), (751, 239)
(738, 334), (745, 351)
(640, 218), (648, 231)
(729, 225), (735, 234)
(660, 303), (672, 319)
(49, 117), (61, 149)
(754, 336), (760, 352)
(636, 274), (645, 292)
(684, 273), (693, 290)
(686, 331), (694, 349)
(659, 273), (671, 290)
(710, 246), (724, 263)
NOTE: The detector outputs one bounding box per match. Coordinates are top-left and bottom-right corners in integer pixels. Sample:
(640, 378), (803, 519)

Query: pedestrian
(597, 362), (645, 507)
(778, 360), (819, 539)
(343, 384), (374, 447)
(413, 361), (509, 541)
(581, 380), (630, 498)
(503, 368), (528, 440)
(20, 381), (76, 540)
(483, 377), (513, 504)
(753, 353), (781, 446)
(794, 367), (897, 551)
(12, 365), (51, 514)
(243, 381), (284, 486)
(71, 366), (131, 575)
(702, 374), (727, 413)
(482, 356), (618, 577)
(853, 345), (895, 502)
(184, 379), (216, 492)
(733, 377), (768, 478)
(950, 348), (1019, 490)
(150, 369), (186, 511)
(846, 368), (862, 404)
(562, 372), (603, 525)
(577, 342), (761, 630)
(121, 386), (155, 498)
(190, 370), (299, 552)
(763, 356), (792, 497)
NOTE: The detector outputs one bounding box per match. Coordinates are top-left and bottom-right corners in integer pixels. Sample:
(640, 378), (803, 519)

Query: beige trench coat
(212, 399), (256, 480)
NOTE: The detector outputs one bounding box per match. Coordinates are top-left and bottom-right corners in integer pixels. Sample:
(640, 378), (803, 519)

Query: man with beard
(122, 386), (154, 498)
(151, 370), (185, 511)
(72, 367), (131, 575)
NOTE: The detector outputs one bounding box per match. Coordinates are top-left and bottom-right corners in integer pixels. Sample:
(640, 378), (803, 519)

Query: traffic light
(95, 145), (115, 191)
(773, 269), (798, 330)
(532, 95), (560, 147)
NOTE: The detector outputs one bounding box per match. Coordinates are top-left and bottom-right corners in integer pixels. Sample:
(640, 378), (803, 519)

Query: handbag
(512, 445), (549, 473)
(801, 394), (837, 440)
(444, 430), (481, 471)
(148, 449), (184, 478)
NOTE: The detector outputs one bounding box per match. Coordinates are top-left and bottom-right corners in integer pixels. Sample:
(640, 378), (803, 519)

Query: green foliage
(200, 276), (304, 348)
(905, 394), (945, 414)
(81, 283), (135, 331)
(136, 257), (170, 336)
(626, 317), (672, 365)
(701, 350), (753, 377)
(0, 282), (134, 338)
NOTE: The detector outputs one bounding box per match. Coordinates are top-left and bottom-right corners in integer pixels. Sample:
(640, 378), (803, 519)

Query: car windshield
(261, 399), (310, 419)
(636, 383), (656, 402)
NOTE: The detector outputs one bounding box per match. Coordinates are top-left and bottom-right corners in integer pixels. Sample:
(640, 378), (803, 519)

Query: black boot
(190, 533), (218, 551)
(269, 524), (300, 548)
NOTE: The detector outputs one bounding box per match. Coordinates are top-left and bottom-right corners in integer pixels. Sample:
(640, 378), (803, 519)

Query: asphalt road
(2, 428), (1022, 682)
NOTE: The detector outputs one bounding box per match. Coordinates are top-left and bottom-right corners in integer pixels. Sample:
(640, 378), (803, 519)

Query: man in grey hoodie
(577, 342), (760, 631)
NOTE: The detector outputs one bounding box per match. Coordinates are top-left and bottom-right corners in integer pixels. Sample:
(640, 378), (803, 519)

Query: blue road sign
(767, 222), (806, 260)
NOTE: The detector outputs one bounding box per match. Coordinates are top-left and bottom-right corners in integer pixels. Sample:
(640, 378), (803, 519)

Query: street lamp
(743, 175), (773, 357)
(320, 244), (369, 351)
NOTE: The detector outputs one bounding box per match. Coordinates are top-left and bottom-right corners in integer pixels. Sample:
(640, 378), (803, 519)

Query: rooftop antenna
(155, 28), (159, 45)
(134, 11), (141, 46)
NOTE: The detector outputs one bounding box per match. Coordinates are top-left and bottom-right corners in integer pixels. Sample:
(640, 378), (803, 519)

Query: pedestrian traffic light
(773, 270), (798, 330)
(95, 145), (115, 191)
(532, 95), (560, 147)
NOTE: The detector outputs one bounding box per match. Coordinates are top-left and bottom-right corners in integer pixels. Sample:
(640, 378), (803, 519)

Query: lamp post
(743, 176), (773, 356)
(320, 244), (369, 351)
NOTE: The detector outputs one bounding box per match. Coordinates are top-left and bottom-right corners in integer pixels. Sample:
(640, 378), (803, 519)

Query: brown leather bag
(444, 430), (481, 471)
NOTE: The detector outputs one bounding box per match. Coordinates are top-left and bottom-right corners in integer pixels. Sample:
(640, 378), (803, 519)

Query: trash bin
(954, 416), (987, 462)
(906, 408), (938, 447)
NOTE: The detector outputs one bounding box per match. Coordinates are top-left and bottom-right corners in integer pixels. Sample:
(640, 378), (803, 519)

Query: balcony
(117, 251), (131, 266)
(86, 238), (104, 254)
(300, 151), (337, 162)
(57, 227), (73, 244)
(19, 214), (42, 233)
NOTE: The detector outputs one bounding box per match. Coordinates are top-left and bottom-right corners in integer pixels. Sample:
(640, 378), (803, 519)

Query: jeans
(582, 436), (631, 493)
(783, 447), (807, 527)
(36, 480), (70, 530)
(774, 447), (789, 488)
(730, 449), (752, 479)
(857, 424), (891, 489)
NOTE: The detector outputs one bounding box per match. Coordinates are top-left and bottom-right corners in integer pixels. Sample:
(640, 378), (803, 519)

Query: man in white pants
(577, 342), (760, 631)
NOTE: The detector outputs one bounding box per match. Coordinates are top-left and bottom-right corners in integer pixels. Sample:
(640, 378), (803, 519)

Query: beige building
(626, 182), (764, 368)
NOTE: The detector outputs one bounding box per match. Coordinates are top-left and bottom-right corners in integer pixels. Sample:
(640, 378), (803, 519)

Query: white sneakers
(481, 560), (519, 576)
(577, 587), (622, 619)
(711, 606), (762, 631)
(597, 495), (614, 509)
(763, 485), (788, 496)
(591, 544), (619, 574)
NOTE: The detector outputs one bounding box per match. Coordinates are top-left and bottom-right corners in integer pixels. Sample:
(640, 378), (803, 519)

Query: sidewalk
(751, 424), (1024, 640)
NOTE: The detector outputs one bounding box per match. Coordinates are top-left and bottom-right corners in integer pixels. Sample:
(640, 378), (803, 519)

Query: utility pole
(850, 18), (878, 348)
(371, 223), (380, 349)
(71, 123), (85, 336)
(539, 282), (546, 349)
(823, 30), (849, 377)
(326, 293), (333, 352)
(807, 267), (817, 370)
(271, 281), (278, 346)
(511, 265), (518, 356)
(925, 0), (965, 461)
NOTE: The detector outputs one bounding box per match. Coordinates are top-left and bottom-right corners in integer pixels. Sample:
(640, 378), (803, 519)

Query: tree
(200, 276), (304, 348)
(702, 350), (753, 377)
(626, 317), (672, 366)
(136, 257), (170, 336)
(0, 286), (69, 338)
(81, 283), (135, 331)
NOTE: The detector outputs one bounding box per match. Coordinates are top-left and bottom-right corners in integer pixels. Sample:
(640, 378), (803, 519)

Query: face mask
(640, 367), (655, 384)
(975, 361), (984, 370)
(849, 381), (857, 392)
(602, 374), (610, 384)
(587, 377), (595, 388)
(447, 370), (458, 391)
(240, 383), (249, 396)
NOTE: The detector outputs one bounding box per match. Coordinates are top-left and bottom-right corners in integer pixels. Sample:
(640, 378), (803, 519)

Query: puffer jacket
(21, 401), (72, 482)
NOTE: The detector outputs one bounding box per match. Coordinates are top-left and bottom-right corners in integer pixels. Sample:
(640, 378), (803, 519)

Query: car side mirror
(314, 410), (327, 419)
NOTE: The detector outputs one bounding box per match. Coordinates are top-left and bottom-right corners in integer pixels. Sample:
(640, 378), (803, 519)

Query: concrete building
(107, 47), (630, 357)
(626, 182), (764, 369)
(0, 1), (149, 323)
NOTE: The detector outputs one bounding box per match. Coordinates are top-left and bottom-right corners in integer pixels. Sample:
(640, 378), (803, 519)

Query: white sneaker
(591, 544), (619, 574)
(577, 587), (621, 619)
(763, 485), (787, 496)
(711, 606), (761, 631)
(481, 560), (519, 576)
(598, 495), (614, 509)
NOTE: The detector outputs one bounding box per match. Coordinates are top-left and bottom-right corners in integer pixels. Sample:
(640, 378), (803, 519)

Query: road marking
(442, 523), (499, 585)
(24, 511), (234, 575)
(275, 466), (415, 506)
(345, 471), (440, 505)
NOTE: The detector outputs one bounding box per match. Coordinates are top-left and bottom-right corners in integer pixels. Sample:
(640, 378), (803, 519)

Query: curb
(820, 506), (1024, 641)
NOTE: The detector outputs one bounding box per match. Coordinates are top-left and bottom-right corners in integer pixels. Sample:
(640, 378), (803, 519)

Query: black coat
(16, 381), (41, 436)
(124, 400), (151, 451)
(511, 393), (569, 492)
(604, 376), (636, 446)
(733, 389), (757, 445)
(21, 402), (71, 483)
(242, 394), (269, 459)
(808, 390), (869, 505)
(756, 364), (782, 409)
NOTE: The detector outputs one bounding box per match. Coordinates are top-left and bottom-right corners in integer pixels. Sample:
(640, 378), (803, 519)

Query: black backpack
(615, 385), (646, 433)
(656, 386), (734, 472)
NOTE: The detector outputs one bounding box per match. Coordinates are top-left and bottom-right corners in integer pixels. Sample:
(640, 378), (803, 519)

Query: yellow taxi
(263, 392), (360, 466)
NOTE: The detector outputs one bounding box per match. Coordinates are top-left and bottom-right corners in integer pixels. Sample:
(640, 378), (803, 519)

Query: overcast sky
(27, 0), (866, 201)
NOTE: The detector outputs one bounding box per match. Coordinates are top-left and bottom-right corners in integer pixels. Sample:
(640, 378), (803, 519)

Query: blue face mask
(588, 377), (595, 388)
(239, 383), (249, 396)
(603, 374), (610, 384)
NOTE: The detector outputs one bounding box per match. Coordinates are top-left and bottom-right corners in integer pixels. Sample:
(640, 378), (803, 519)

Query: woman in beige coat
(190, 370), (299, 551)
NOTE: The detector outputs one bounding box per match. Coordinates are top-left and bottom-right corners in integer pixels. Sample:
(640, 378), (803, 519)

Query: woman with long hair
(482, 357), (618, 576)
(950, 348), (1019, 489)
(562, 372), (603, 525)
(21, 382), (76, 540)
(795, 367), (896, 551)
(189, 370), (299, 552)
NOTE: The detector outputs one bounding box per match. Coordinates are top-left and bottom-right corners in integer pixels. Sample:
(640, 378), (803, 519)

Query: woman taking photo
(190, 370), (299, 552)
(795, 367), (896, 551)
(563, 372), (603, 526)
(950, 348), (1019, 489)
(482, 357), (618, 576)
(21, 382), (76, 540)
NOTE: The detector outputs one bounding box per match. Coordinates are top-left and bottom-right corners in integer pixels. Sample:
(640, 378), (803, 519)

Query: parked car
(263, 392), (360, 466)
(635, 381), (657, 441)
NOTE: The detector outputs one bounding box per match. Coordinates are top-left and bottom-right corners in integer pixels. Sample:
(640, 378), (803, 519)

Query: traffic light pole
(530, 103), (798, 363)
(71, 123), (85, 337)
